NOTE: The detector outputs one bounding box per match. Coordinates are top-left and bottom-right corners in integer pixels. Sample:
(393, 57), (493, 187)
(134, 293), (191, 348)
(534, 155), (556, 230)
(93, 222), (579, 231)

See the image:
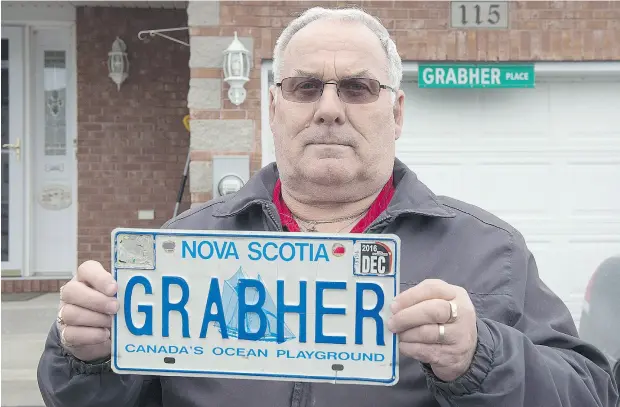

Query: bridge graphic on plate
(219, 267), (296, 342)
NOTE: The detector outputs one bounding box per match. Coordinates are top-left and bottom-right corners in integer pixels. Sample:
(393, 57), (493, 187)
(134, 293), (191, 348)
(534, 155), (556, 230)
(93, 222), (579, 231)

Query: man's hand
(387, 279), (478, 382)
(56, 260), (119, 362)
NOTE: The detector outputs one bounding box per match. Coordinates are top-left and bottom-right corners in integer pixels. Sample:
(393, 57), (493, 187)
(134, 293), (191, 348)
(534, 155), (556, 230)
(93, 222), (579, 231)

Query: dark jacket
(37, 159), (619, 407)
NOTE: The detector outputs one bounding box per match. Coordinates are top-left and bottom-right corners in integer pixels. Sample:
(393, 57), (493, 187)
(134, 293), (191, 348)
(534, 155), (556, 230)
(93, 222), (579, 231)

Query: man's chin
(299, 158), (358, 185)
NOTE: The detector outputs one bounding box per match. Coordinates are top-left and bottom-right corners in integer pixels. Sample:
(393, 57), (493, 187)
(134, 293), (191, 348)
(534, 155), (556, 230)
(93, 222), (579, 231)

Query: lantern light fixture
(222, 32), (251, 106)
(108, 37), (129, 91)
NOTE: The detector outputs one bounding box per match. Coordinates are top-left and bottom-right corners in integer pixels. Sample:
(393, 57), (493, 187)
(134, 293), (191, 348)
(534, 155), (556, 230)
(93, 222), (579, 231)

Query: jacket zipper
(263, 204), (283, 231)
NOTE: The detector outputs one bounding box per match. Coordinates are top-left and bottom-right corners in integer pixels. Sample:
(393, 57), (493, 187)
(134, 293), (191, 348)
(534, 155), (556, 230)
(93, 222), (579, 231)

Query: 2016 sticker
(354, 242), (394, 276)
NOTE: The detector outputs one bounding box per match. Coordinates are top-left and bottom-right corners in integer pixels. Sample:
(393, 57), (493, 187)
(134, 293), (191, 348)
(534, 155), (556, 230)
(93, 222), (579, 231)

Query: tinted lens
(281, 77), (323, 102)
(338, 78), (381, 103)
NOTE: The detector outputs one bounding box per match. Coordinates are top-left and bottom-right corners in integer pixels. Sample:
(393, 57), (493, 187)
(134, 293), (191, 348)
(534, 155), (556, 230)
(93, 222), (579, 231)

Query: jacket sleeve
(425, 232), (619, 407)
(37, 321), (161, 407)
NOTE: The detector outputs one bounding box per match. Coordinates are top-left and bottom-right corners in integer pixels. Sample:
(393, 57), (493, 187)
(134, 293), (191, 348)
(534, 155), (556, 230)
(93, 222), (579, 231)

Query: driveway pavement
(2, 293), (58, 407)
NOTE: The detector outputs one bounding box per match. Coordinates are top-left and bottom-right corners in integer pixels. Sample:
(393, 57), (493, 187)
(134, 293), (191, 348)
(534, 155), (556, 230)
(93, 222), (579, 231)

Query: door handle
(2, 137), (20, 161)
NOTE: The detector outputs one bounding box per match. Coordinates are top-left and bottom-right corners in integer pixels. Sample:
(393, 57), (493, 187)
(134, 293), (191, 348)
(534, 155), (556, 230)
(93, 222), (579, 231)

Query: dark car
(578, 255), (620, 393)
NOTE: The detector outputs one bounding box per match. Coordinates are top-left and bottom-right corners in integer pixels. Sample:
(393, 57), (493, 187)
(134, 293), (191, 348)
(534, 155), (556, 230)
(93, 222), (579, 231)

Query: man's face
(269, 18), (405, 191)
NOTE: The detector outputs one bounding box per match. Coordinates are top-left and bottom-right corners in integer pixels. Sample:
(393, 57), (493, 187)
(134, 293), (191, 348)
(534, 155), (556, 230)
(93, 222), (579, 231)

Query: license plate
(111, 228), (400, 386)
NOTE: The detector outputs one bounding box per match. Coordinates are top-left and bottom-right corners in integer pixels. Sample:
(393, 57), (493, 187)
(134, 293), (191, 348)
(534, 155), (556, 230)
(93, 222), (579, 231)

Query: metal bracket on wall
(137, 27), (189, 47)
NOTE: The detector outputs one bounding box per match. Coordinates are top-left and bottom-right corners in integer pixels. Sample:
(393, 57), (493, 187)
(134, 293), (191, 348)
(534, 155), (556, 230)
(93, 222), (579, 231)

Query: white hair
(272, 6), (403, 96)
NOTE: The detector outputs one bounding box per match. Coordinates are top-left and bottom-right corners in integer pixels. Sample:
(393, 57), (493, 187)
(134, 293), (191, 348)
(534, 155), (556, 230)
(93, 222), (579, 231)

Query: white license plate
(111, 228), (400, 386)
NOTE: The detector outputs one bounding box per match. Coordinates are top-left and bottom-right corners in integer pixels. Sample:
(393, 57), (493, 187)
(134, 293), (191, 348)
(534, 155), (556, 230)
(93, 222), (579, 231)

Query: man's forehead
(291, 68), (378, 80)
(280, 18), (387, 77)
(281, 48), (387, 81)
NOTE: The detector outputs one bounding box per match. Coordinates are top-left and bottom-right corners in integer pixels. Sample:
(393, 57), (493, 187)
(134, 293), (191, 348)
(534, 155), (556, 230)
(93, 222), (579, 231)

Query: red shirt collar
(273, 175), (395, 233)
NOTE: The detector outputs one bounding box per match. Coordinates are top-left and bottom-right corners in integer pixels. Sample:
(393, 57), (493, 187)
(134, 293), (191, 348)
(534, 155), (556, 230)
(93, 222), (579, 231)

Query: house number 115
(450, 2), (509, 29)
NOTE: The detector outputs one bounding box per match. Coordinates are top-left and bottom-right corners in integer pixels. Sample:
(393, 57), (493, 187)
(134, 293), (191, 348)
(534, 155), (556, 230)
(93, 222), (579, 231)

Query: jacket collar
(386, 158), (456, 218)
(212, 158), (455, 219)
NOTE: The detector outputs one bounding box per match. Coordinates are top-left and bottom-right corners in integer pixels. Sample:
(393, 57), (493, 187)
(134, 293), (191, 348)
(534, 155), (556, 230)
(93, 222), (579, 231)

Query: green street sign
(418, 64), (535, 88)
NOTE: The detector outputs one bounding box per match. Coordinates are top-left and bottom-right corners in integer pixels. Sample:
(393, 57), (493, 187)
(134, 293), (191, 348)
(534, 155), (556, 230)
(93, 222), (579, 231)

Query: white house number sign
(450, 1), (509, 29)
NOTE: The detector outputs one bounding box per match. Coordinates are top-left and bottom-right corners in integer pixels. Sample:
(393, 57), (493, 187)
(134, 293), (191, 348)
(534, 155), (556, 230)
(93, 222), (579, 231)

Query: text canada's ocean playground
(123, 343), (387, 363)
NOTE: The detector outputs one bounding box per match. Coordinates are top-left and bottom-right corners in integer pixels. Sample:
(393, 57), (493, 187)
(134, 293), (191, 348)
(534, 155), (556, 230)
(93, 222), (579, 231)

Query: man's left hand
(387, 279), (478, 382)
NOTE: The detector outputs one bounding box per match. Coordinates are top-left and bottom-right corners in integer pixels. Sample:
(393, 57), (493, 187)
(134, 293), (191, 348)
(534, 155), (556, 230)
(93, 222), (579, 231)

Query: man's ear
(393, 90), (405, 141)
(269, 85), (277, 125)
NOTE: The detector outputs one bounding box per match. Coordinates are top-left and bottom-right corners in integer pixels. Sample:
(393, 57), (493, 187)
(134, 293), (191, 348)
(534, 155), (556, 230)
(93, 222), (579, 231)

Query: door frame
(1, 26), (26, 276)
(2, 4), (78, 279)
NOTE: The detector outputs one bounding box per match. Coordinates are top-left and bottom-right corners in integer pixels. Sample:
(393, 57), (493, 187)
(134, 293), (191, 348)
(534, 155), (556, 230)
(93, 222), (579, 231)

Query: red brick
(221, 110), (247, 119)
(191, 192), (212, 202)
(3, 280), (14, 293)
(246, 110), (262, 120)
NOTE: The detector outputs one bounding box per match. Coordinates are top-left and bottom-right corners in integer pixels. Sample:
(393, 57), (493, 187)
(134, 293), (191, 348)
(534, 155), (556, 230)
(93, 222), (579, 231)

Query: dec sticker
(353, 241), (394, 276)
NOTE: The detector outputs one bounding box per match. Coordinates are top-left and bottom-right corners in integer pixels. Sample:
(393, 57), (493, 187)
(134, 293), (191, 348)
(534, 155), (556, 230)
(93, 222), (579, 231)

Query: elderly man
(38, 6), (618, 407)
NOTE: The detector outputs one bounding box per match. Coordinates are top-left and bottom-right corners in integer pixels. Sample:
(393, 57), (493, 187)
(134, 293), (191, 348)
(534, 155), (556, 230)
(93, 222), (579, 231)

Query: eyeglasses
(276, 77), (396, 104)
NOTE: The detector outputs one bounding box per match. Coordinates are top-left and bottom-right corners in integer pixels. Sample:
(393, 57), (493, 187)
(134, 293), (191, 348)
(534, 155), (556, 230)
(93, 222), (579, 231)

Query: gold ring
(438, 324), (445, 344)
(446, 300), (458, 324)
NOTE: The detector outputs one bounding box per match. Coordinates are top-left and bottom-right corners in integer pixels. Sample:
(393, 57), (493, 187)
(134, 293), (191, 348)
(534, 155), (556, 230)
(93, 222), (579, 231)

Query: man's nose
(313, 83), (346, 125)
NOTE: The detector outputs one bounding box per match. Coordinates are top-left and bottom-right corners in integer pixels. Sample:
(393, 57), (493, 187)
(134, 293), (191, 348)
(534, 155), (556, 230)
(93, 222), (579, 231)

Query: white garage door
(398, 73), (620, 325)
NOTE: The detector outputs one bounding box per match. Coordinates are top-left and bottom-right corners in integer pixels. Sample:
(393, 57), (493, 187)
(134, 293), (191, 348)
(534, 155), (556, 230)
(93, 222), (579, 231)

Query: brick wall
(187, 0), (620, 204)
(76, 7), (191, 270)
(1, 278), (70, 294)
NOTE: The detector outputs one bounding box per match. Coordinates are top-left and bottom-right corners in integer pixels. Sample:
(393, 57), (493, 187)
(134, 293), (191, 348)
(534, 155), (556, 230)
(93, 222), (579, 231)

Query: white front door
(31, 26), (77, 276)
(1, 26), (25, 277)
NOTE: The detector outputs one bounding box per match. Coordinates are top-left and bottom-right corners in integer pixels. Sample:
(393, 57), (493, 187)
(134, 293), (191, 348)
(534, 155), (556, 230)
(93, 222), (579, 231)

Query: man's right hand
(57, 260), (119, 362)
